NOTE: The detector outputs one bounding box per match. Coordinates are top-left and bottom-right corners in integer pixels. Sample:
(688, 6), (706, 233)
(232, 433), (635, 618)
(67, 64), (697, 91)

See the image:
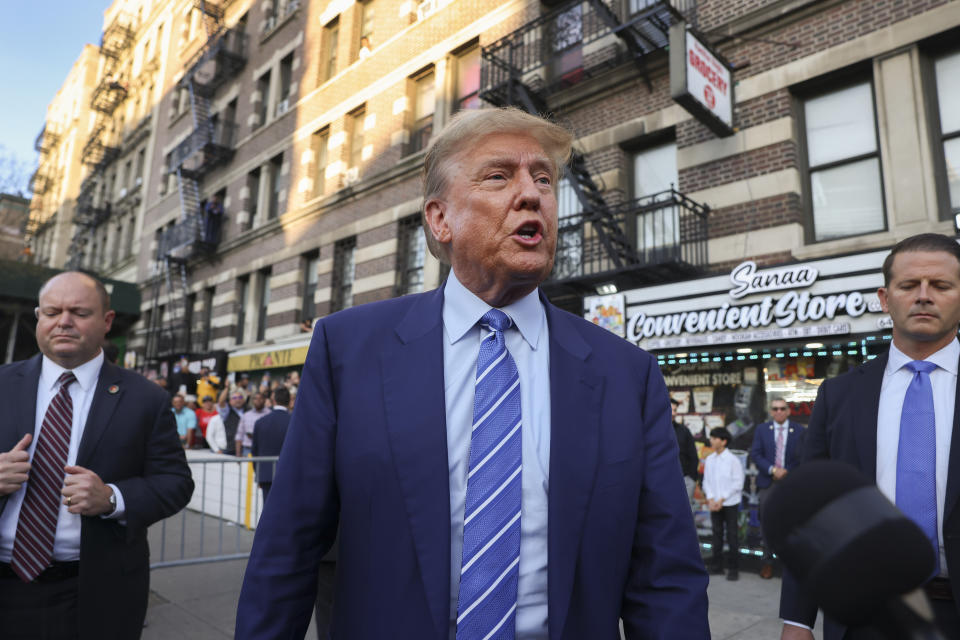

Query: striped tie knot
(906, 360), (937, 376)
(58, 371), (77, 389)
(480, 309), (512, 334)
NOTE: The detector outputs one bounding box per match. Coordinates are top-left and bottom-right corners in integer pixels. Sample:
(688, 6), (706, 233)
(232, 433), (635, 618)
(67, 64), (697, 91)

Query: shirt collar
(774, 420), (787, 429)
(442, 270), (545, 350)
(273, 406), (288, 412)
(41, 351), (104, 393)
(886, 337), (960, 376)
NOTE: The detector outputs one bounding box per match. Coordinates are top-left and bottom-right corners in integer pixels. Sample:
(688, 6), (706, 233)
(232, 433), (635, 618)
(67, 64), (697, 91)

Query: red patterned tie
(11, 371), (76, 582)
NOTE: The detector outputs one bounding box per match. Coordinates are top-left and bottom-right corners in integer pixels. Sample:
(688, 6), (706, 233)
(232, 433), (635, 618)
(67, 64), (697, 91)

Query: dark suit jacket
(251, 408), (290, 484)
(0, 355), (194, 640)
(236, 287), (708, 639)
(749, 419), (805, 490)
(779, 351), (960, 639)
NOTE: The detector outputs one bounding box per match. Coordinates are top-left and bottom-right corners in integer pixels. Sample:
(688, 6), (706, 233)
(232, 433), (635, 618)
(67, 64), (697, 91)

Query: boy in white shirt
(703, 426), (745, 581)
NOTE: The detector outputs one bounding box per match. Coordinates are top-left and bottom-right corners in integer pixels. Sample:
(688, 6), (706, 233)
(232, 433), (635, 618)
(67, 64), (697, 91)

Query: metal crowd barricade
(150, 452), (279, 569)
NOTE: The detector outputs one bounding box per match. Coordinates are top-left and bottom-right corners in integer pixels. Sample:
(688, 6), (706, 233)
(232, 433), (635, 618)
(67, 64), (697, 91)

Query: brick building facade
(27, 0), (960, 382)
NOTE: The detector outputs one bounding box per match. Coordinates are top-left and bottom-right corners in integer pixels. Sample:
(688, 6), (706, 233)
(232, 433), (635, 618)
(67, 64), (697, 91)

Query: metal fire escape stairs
(480, 0), (691, 277)
(66, 13), (134, 270)
(145, 1), (246, 361)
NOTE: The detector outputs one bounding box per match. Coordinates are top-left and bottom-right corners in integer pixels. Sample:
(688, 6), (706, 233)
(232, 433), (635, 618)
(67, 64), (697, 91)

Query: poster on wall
(692, 386), (714, 413)
(670, 389), (691, 413)
(683, 414), (705, 438)
(584, 293), (626, 337)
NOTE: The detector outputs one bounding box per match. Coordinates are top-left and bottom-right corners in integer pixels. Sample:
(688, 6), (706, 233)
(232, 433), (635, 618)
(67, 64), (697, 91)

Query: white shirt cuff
(783, 619), (813, 631)
(101, 483), (126, 522)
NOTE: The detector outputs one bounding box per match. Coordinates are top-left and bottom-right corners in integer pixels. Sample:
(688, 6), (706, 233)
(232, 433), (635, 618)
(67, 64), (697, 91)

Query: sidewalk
(143, 513), (821, 639)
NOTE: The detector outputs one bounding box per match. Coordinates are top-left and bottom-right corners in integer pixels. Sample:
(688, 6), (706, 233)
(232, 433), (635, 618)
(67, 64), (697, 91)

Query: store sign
(608, 255), (889, 350)
(228, 345), (310, 372)
(670, 22), (734, 137)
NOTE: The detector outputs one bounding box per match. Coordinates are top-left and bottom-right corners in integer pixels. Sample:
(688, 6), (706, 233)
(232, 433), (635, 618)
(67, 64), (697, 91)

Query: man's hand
(773, 467), (788, 481)
(62, 465), (113, 516)
(781, 624), (815, 640)
(0, 434), (32, 496)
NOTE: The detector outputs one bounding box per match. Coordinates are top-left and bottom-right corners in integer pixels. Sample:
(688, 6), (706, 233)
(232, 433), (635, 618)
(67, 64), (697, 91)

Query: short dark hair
(881, 233), (960, 286)
(669, 397), (680, 407)
(710, 427), (732, 444)
(273, 386), (291, 407)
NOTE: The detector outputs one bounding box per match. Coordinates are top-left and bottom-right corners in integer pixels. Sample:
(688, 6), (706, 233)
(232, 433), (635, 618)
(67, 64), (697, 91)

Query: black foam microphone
(762, 459), (945, 639)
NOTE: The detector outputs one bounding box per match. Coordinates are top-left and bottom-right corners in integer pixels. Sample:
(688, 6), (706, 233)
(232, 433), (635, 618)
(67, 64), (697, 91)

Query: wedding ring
(66, 496), (72, 506)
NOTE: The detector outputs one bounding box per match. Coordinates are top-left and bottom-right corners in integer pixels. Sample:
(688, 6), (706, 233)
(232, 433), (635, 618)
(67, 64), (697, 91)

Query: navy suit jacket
(779, 351), (960, 639)
(251, 408), (290, 484)
(749, 419), (805, 490)
(236, 287), (708, 639)
(0, 355), (194, 640)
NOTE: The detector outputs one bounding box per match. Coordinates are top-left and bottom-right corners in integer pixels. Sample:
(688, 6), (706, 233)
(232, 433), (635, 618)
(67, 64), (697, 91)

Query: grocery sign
(670, 22), (734, 137)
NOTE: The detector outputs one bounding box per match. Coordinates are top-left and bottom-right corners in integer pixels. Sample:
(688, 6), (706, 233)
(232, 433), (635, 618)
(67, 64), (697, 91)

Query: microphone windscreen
(761, 459), (936, 625)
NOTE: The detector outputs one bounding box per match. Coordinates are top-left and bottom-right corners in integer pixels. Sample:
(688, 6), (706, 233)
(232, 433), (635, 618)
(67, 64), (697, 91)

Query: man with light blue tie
(780, 233), (960, 640)
(235, 107), (709, 640)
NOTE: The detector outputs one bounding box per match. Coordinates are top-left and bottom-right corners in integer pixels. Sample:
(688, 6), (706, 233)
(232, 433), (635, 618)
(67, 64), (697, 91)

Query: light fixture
(675, 353), (688, 358)
(736, 347), (752, 354)
(595, 283), (618, 295)
(805, 342), (824, 349)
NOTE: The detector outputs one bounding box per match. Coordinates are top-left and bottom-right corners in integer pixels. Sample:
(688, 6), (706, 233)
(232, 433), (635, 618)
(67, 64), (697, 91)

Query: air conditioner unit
(263, 16), (276, 32)
(416, 0), (435, 20)
(276, 98), (290, 116)
(119, 187), (128, 198)
(344, 166), (360, 185)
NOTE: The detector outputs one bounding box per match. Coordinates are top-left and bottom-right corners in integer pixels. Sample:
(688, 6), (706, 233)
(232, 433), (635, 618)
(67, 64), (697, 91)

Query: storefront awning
(227, 334), (313, 372)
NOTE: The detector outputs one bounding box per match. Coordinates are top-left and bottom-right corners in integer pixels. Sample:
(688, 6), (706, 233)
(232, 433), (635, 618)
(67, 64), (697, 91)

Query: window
(633, 141), (679, 253)
(161, 152), (173, 196)
(348, 108), (365, 170)
(202, 286), (215, 351)
(184, 293), (196, 352)
(124, 212), (136, 257)
(934, 51), (960, 216)
(267, 154), (283, 219)
(278, 53), (293, 115)
(256, 71), (271, 128)
(236, 276), (250, 342)
(454, 46), (481, 112)
(331, 237), (356, 312)
(313, 127), (330, 196)
(408, 70), (435, 155)
(553, 177), (583, 279)
(803, 82), (884, 241)
(396, 216), (425, 295)
(246, 167), (261, 228)
(322, 18), (339, 82)
(256, 268), (272, 342)
(125, 159), (134, 189)
(302, 251), (320, 320)
(357, 0), (374, 60)
(550, 5), (583, 88)
(136, 149), (145, 185)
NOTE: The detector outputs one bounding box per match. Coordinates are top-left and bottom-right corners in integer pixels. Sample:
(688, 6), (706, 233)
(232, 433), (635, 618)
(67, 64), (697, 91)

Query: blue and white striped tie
(456, 309), (522, 640)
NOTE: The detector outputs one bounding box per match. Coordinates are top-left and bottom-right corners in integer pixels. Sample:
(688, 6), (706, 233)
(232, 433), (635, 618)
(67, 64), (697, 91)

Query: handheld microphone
(761, 459), (945, 639)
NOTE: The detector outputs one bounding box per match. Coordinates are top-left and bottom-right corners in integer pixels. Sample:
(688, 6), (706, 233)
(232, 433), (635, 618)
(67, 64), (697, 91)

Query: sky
(0, 2), (113, 182)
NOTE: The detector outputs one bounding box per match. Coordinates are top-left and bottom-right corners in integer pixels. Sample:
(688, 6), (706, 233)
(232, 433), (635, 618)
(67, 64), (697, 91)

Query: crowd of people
(156, 358), (299, 455)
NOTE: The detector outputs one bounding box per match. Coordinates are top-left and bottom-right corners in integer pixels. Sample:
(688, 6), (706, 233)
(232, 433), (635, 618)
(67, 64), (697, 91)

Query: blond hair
(421, 107), (574, 262)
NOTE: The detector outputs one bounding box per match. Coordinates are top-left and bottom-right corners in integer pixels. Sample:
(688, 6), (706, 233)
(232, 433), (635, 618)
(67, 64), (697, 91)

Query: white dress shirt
(443, 272), (550, 639)
(877, 338), (957, 577)
(703, 448), (745, 507)
(0, 352), (126, 563)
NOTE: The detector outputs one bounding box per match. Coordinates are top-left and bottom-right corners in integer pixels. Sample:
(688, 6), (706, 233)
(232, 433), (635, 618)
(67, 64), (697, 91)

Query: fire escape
(24, 125), (62, 253)
(67, 12), (135, 270)
(480, 0), (710, 305)
(145, 1), (247, 362)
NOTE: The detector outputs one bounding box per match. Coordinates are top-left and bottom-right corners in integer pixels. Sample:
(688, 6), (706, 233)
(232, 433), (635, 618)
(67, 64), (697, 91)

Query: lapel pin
(108, 385), (119, 394)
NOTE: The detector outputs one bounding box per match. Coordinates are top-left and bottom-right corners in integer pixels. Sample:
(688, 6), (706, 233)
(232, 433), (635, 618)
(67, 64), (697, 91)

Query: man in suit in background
(750, 395), (804, 579)
(0, 271), (194, 639)
(251, 386), (292, 503)
(780, 233), (960, 639)
(236, 107), (708, 639)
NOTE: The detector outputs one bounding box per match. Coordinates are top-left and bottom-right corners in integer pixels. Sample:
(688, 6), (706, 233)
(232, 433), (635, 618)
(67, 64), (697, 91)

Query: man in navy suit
(236, 107), (708, 639)
(750, 395), (805, 578)
(780, 233), (960, 640)
(0, 272), (193, 639)
(251, 386), (291, 503)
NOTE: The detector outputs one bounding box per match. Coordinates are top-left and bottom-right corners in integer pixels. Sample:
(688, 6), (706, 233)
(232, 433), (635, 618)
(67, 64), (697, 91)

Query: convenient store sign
(620, 259), (887, 349)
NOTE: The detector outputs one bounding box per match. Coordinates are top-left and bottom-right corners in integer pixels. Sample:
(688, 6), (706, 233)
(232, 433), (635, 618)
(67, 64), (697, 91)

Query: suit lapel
(856, 354), (887, 481)
(944, 351), (960, 524)
(544, 303), (602, 640)
(11, 355), (41, 445)
(76, 361), (124, 467)
(380, 288), (451, 639)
